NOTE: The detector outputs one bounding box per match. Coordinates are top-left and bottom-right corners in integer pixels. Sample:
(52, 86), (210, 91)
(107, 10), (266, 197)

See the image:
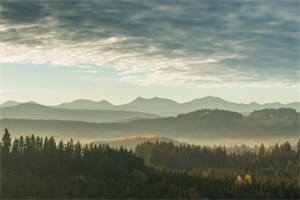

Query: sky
(0, 0), (299, 105)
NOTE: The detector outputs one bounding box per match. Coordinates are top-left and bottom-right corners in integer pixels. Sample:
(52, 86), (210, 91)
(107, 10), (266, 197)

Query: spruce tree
(2, 128), (11, 154)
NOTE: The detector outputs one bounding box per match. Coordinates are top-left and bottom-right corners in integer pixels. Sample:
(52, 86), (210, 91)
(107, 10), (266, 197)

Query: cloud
(0, 0), (299, 87)
(83, 70), (98, 74)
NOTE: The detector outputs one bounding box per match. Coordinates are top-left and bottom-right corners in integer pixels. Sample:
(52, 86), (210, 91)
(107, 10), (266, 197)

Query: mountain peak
(14, 102), (47, 109)
(72, 99), (94, 103)
(130, 96), (178, 104)
(55, 99), (114, 110)
(98, 100), (113, 105)
(249, 101), (259, 105)
(135, 96), (146, 100)
(3, 100), (18, 103)
(26, 100), (39, 104)
(188, 96), (228, 104)
(0, 100), (20, 107)
(201, 96), (226, 101)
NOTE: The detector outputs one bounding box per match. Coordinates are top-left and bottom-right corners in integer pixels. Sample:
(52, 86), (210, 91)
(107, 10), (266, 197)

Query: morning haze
(0, 0), (299, 199)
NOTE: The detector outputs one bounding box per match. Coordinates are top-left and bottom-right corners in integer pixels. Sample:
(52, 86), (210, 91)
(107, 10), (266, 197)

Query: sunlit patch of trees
(1, 128), (299, 199)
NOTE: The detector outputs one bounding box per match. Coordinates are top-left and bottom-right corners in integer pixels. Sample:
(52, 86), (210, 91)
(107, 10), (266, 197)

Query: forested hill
(1, 130), (299, 199)
(249, 108), (299, 119)
(127, 108), (299, 138)
(0, 108), (298, 140)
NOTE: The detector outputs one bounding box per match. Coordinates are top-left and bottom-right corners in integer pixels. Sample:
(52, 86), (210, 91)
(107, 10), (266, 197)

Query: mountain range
(0, 103), (158, 123)
(1, 96), (299, 116)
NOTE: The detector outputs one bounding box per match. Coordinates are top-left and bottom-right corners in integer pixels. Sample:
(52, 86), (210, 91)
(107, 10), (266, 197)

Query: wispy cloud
(0, 0), (299, 87)
(84, 70), (98, 74)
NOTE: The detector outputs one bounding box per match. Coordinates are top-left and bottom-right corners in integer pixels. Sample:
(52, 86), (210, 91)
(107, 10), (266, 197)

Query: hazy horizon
(1, 94), (300, 106)
(0, 0), (299, 105)
(1, 1), (299, 199)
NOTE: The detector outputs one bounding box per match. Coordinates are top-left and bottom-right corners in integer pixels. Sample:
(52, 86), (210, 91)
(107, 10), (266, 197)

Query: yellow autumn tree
(245, 174), (252, 184)
(235, 175), (245, 184)
(235, 174), (252, 185)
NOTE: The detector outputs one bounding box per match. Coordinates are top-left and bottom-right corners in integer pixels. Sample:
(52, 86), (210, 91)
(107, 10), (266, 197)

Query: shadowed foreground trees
(1, 129), (299, 199)
(136, 141), (300, 198)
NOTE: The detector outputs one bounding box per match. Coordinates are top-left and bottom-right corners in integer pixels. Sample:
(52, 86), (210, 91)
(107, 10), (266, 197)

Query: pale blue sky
(0, 0), (299, 104)
(0, 63), (298, 105)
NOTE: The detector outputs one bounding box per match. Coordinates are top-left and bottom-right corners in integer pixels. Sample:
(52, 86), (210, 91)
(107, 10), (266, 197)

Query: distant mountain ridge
(0, 100), (20, 107)
(1, 108), (298, 141)
(0, 103), (158, 123)
(53, 97), (300, 114)
(0, 96), (300, 116)
(53, 99), (114, 110)
(1, 96), (299, 115)
(0, 100), (38, 107)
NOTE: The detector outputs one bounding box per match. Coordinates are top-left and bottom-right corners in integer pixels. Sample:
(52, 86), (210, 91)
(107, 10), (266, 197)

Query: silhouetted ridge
(249, 108), (298, 119)
(2, 96), (300, 115)
(0, 103), (158, 123)
(177, 109), (243, 121)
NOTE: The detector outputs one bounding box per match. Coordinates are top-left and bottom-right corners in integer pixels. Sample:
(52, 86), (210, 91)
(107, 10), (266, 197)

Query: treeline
(1, 129), (300, 199)
(135, 141), (300, 198)
(135, 140), (300, 170)
(129, 108), (299, 137)
(1, 108), (299, 140)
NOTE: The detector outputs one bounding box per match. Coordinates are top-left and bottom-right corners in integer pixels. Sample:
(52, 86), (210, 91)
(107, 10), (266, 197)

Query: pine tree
(2, 128), (11, 154)
(12, 138), (20, 155)
(258, 144), (265, 159)
(297, 139), (300, 159)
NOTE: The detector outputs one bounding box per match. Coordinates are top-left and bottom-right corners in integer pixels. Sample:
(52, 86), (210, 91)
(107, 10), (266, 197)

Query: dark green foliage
(1, 129), (299, 199)
(135, 141), (298, 170)
(2, 128), (11, 154)
(249, 108), (298, 119)
(135, 141), (300, 199)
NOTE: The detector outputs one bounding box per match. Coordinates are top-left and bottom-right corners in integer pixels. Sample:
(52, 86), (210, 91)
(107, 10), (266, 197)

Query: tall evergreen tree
(2, 128), (11, 154)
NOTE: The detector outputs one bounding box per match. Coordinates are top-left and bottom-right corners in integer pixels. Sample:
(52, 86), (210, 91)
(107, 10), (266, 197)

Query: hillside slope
(0, 103), (158, 123)
(44, 96), (300, 115)
(2, 97), (299, 115)
(1, 108), (298, 141)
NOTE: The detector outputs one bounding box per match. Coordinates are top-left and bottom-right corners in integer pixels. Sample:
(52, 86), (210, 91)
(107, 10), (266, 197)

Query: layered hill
(0, 100), (20, 107)
(0, 100), (38, 107)
(54, 96), (300, 115)
(0, 103), (158, 123)
(3, 96), (298, 116)
(122, 97), (300, 114)
(1, 108), (298, 141)
(53, 99), (114, 110)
